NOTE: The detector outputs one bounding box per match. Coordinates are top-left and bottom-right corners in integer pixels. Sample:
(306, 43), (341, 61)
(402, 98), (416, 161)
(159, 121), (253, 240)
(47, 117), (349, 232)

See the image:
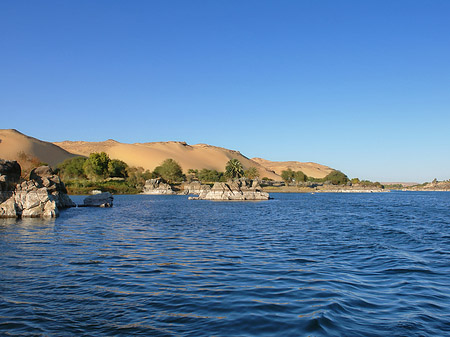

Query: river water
(1, 192), (449, 336)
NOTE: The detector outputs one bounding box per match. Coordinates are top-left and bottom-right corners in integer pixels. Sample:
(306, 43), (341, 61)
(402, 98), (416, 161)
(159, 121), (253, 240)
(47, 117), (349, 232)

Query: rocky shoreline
(403, 180), (450, 192)
(189, 179), (269, 201)
(0, 160), (75, 218)
(142, 178), (176, 195)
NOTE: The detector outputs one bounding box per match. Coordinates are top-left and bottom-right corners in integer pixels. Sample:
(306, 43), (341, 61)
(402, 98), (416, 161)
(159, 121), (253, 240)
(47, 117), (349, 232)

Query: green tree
(186, 169), (199, 182)
(225, 159), (244, 179)
(294, 171), (307, 185)
(198, 168), (223, 182)
(153, 158), (184, 183)
(324, 170), (349, 185)
(244, 167), (259, 180)
(57, 156), (87, 179)
(126, 166), (153, 188)
(351, 178), (360, 185)
(108, 159), (128, 178)
(83, 152), (110, 180)
(281, 169), (295, 185)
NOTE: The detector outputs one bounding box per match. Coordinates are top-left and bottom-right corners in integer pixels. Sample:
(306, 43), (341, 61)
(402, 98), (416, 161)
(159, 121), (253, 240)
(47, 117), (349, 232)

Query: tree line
(280, 168), (350, 186)
(58, 152), (364, 190)
(57, 153), (262, 188)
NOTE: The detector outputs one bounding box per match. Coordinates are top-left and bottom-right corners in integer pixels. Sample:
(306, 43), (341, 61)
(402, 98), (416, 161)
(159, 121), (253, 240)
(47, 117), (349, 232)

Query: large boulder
(29, 166), (75, 209)
(0, 159), (21, 191)
(142, 178), (175, 195)
(190, 179), (269, 201)
(83, 192), (113, 207)
(0, 163), (75, 218)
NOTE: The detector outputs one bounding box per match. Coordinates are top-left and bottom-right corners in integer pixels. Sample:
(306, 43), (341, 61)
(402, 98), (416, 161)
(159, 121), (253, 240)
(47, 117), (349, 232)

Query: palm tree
(225, 159), (244, 179)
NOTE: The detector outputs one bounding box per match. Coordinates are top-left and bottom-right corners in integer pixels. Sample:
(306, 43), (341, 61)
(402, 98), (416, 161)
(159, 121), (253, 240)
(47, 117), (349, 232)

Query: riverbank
(261, 185), (389, 193)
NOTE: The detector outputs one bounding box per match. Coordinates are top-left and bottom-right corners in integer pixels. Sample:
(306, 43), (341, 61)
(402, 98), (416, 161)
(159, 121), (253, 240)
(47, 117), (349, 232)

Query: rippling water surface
(1, 192), (450, 336)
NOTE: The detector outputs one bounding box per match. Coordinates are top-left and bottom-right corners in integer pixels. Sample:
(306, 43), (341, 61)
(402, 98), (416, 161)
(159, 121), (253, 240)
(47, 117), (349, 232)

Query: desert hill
(1, 129), (333, 181)
(0, 129), (75, 167)
(252, 157), (334, 179)
(54, 139), (282, 180)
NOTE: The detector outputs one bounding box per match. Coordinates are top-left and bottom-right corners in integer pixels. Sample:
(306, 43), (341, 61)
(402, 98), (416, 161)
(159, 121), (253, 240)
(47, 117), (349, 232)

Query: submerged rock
(142, 178), (175, 195)
(189, 179), (269, 201)
(0, 162), (75, 218)
(83, 192), (114, 207)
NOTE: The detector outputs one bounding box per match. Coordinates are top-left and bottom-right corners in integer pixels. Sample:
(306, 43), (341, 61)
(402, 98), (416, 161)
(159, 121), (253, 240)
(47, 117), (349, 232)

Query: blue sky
(1, 1), (449, 182)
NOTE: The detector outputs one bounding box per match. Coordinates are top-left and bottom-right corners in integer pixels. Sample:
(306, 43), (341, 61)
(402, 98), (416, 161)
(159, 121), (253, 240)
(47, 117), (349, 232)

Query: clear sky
(1, 1), (449, 182)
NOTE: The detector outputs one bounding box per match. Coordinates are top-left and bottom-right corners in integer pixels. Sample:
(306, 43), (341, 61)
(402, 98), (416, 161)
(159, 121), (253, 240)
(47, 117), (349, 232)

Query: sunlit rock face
(0, 161), (75, 218)
(189, 179), (269, 201)
(142, 178), (176, 195)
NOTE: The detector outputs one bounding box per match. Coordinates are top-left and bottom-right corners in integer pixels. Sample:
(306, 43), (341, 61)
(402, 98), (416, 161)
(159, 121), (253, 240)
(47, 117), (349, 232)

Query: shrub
(244, 167), (260, 180)
(57, 156), (87, 180)
(83, 152), (110, 180)
(281, 169), (295, 185)
(324, 170), (349, 185)
(198, 168), (224, 182)
(294, 171), (307, 184)
(108, 159), (128, 178)
(153, 159), (184, 183)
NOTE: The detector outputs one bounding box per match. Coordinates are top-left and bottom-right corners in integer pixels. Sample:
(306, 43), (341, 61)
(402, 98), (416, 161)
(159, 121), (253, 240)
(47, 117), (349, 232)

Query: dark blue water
(1, 192), (450, 336)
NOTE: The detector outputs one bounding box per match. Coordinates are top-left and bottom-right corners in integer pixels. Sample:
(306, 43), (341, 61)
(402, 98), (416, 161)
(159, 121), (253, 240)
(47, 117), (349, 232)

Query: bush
(351, 178), (360, 185)
(294, 171), (307, 184)
(57, 156), (87, 180)
(64, 179), (140, 195)
(244, 167), (260, 180)
(108, 159), (128, 178)
(126, 166), (154, 188)
(198, 168), (224, 182)
(281, 169), (295, 185)
(323, 170), (349, 185)
(83, 152), (110, 180)
(153, 159), (184, 183)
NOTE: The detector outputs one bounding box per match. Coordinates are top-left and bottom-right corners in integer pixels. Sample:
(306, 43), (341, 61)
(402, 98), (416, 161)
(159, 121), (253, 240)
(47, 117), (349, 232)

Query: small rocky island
(0, 160), (75, 218)
(189, 179), (270, 201)
(82, 191), (114, 207)
(142, 178), (176, 195)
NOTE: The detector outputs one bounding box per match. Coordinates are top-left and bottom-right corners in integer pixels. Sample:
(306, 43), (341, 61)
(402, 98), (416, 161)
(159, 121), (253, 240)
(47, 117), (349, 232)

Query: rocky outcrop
(189, 179), (270, 201)
(0, 159), (21, 191)
(406, 180), (450, 191)
(142, 178), (175, 195)
(83, 192), (113, 207)
(182, 181), (211, 195)
(0, 162), (75, 218)
(28, 166), (76, 209)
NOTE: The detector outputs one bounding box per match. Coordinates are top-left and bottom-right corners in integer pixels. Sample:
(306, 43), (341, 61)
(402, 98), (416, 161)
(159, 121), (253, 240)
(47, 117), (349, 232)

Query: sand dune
(54, 140), (282, 180)
(1, 129), (332, 181)
(252, 157), (334, 179)
(0, 129), (75, 167)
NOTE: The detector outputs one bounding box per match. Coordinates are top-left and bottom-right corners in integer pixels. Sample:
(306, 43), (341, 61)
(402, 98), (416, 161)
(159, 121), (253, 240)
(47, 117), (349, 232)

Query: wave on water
(1, 192), (450, 336)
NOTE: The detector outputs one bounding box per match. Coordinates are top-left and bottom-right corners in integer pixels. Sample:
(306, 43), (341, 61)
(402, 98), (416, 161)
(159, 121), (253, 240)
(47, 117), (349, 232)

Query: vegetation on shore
(56, 154), (263, 194)
(57, 153), (153, 194)
(280, 168), (350, 186)
(33, 152), (395, 194)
